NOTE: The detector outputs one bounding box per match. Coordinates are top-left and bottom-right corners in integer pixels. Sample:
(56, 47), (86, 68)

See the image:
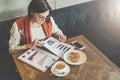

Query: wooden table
(12, 35), (120, 80)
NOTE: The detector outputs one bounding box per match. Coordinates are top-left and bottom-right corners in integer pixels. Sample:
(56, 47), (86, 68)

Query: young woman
(9, 0), (66, 54)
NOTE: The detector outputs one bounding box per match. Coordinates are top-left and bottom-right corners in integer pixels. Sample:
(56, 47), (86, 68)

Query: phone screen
(73, 41), (83, 48)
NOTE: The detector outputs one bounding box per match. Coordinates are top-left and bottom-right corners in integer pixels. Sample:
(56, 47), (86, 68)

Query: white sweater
(9, 17), (63, 54)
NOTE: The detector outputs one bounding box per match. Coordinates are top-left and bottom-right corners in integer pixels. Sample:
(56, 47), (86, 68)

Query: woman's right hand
(26, 39), (45, 49)
(33, 39), (45, 47)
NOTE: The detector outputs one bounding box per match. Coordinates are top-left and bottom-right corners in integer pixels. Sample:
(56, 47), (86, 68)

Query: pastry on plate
(69, 52), (80, 62)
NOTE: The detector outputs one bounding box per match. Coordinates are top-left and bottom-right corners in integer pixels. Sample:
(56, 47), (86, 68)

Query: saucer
(51, 61), (70, 77)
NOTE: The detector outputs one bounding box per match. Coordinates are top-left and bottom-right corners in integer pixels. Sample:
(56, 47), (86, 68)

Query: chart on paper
(43, 37), (75, 58)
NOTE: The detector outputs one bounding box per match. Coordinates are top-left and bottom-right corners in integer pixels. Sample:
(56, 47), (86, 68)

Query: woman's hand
(57, 34), (67, 42)
(26, 39), (44, 49)
(33, 39), (45, 47)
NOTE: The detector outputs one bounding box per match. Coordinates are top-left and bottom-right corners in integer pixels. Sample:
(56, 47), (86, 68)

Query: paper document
(43, 37), (75, 58)
(18, 46), (59, 72)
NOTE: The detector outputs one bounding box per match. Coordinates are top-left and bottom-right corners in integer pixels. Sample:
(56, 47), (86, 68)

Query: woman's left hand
(57, 34), (67, 42)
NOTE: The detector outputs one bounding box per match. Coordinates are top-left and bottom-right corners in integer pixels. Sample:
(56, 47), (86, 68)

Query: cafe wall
(0, 0), (31, 22)
(0, 0), (93, 22)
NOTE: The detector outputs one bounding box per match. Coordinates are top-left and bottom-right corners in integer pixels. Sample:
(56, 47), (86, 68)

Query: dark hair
(28, 0), (52, 19)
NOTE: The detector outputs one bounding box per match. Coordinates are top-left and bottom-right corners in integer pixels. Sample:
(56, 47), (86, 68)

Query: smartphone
(71, 40), (85, 50)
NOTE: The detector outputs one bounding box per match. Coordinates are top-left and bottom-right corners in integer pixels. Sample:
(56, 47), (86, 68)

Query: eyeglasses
(38, 15), (50, 21)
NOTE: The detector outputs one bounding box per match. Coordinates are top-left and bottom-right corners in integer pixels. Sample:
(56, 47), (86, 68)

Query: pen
(45, 58), (56, 68)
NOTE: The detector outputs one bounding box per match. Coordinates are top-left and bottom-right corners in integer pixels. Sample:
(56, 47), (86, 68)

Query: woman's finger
(58, 34), (66, 42)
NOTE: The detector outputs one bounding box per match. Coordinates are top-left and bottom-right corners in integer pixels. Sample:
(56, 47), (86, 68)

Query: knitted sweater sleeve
(9, 22), (27, 55)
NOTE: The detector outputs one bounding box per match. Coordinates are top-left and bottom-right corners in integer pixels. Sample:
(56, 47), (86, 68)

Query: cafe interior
(0, 0), (120, 80)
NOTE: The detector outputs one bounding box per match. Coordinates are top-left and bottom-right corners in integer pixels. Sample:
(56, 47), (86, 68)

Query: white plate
(51, 61), (70, 77)
(63, 50), (87, 65)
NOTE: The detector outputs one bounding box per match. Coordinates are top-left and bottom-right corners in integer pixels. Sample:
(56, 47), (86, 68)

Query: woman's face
(31, 10), (49, 25)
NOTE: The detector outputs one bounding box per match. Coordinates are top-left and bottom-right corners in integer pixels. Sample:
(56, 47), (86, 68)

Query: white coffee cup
(53, 61), (67, 74)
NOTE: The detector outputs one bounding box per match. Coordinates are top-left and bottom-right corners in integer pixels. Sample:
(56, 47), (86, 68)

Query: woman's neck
(30, 19), (41, 27)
